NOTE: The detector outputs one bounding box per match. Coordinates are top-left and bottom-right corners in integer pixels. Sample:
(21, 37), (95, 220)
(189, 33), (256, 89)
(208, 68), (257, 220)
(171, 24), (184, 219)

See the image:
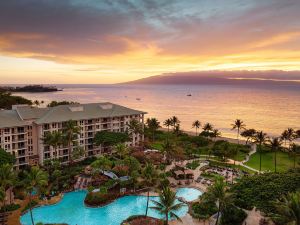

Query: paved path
(170, 213), (207, 225)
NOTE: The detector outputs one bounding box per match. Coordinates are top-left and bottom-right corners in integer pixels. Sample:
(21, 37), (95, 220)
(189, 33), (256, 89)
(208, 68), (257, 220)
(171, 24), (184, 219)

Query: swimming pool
(20, 188), (202, 225)
(176, 187), (202, 202)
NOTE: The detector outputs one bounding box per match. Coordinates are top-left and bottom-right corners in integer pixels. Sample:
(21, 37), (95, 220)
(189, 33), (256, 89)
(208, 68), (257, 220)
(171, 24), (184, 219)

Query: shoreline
(159, 128), (247, 145)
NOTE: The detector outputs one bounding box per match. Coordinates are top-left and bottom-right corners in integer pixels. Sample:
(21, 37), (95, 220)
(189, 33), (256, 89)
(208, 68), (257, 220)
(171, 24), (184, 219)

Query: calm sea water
(14, 84), (300, 139)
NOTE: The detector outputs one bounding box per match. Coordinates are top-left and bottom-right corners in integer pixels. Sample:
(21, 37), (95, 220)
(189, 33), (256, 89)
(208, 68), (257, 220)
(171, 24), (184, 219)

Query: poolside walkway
(170, 213), (207, 225)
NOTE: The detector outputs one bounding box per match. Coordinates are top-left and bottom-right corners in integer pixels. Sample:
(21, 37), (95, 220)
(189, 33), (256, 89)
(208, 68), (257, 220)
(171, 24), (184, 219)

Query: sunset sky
(0, 0), (300, 84)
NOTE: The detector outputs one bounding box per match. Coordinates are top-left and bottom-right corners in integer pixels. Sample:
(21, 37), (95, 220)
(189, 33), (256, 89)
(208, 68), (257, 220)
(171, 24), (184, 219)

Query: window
(5, 136), (10, 142)
(52, 123), (57, 128)
(4, 144), (10, 150)
(4, 128), (10, 134)
(44, 152), (50, 159)
(43, 124), (50, 130)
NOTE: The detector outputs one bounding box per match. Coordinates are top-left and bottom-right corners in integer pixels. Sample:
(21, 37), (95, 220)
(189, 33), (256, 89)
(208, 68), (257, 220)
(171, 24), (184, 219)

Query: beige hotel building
(0, 103), (145, 169)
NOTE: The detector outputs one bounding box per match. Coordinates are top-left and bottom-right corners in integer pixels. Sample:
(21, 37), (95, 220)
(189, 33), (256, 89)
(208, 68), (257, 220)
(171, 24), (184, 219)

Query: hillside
(123, 71), (300, 85)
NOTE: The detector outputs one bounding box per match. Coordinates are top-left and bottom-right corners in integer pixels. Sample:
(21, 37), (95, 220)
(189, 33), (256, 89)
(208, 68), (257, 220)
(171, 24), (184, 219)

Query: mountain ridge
(122, 70), (300, 85)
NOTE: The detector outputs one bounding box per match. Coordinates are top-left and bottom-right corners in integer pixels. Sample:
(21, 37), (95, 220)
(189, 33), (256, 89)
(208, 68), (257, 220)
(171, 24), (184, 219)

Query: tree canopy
(0, 148), (16, 165)
(232, 170), (300, 214)
(0, 91), (32, 109)
(47, 101), (79, 107)
(94, 131), (130, 146)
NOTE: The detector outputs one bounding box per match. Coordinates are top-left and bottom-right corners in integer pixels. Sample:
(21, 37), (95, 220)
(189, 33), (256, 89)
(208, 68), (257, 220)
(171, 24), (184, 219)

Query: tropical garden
(0, 114), (299, 225)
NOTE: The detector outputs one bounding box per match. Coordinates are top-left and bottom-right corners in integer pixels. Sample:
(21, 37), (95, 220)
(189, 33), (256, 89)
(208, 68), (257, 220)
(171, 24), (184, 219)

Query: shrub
(0, 203), (20, 213)
(84, 191), (118, 206)
(231, 170), (300, 214)
(192, 200), (218, 219)
(220, 204), (247, 225)
(158, 164), (166, 171)
(191, 136), (210, 147)
(22, 200), (38, 212)
(113, 165), (129, 176)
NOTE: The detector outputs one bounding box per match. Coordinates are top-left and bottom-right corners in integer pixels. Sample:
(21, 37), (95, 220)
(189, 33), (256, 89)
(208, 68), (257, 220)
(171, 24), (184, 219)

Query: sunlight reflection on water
(15, 84), (300, 138)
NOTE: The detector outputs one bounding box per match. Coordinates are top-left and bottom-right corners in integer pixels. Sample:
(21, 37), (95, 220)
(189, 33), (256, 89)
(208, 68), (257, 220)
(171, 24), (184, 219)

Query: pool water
(176, 187), (202, 202)
(20, 188), (202, 225)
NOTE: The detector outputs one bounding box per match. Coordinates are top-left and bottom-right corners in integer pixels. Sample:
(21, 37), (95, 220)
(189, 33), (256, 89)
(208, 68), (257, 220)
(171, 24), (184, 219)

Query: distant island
(0, 85), (61, 93)
(123, 70), (300, 86)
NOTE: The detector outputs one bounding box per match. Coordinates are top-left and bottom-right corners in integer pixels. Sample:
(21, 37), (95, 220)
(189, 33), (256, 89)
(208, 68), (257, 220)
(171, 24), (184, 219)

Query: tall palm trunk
(274, 150), (277, 172)
(165, 212), (169, 225)
(259, 143), (262, 172)
(2, 193), (6, 212)
(29, 193), (34, 225)
(294, 154), (296, 169)
(145, 190), (150, 216)
(237, 128), (240, 144)
(215, 206), (220, 225)
(68, 139), (73, 165)
(54, 146), (57, 159)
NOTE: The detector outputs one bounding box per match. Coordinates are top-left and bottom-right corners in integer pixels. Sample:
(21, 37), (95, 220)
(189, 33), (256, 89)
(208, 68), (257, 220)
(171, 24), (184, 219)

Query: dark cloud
(0, 0), (299, 62)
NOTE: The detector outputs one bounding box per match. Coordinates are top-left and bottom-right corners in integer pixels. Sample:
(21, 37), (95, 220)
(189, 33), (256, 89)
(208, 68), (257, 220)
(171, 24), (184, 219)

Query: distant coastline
(122, 70), (300, 86)
(0, 85), (62, 93)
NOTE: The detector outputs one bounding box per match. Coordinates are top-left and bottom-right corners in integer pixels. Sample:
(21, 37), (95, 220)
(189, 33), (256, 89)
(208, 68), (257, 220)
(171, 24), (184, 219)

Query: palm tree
(63, 120), (80, 164)
(170, 116), (180, 130)
(163, 119), (172, 132)
(287, 128), (296, 149)
(212, 129), (221, 141)
(273, 191), (300, 225)
(90, 156), (112, 171)
(24, 167), (48, 225)
(42, 131), (63, 159)
(231, 119), (246, 144)
(268, 137), (282, 172)
(113, 143), (129, 159)
(209, 177), (227, 225)
(33, 100), (40, 106)
(241, 129), (256, 145)
(151, 186), (185, 225)
(0, 164), (15, 209)
(290, 144), (300, 169)
(128, 119), (143, 146)
(281, 130), (289, 148)
(281, 128), (295, 150)
(192, 120), (201, 135)
(254, 131), (268, 172)
(142, 163), (158, 216)
(161, 139), (176, 164)
(71, 146), (85, 161)
(203, 123), (213, 132)
(146, 118), (160, 141)
(296, 130), (300, 139)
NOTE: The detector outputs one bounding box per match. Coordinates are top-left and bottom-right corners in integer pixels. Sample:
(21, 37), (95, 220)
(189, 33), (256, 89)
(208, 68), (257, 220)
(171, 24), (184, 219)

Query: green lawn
(245, 151), (299, 172)
(235, 151), (247, 162)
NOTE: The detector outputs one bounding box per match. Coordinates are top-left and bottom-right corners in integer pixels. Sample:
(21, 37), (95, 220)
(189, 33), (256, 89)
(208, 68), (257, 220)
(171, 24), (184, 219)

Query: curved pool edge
(20, 187), (202, 225)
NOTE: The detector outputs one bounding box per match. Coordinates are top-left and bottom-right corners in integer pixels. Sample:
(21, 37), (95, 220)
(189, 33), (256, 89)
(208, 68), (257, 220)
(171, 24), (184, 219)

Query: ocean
(13, 84), (300, 139)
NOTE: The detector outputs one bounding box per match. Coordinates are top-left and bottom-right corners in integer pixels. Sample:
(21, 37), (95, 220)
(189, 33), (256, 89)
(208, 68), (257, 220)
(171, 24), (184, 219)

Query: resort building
(0, 103), (146, 169)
